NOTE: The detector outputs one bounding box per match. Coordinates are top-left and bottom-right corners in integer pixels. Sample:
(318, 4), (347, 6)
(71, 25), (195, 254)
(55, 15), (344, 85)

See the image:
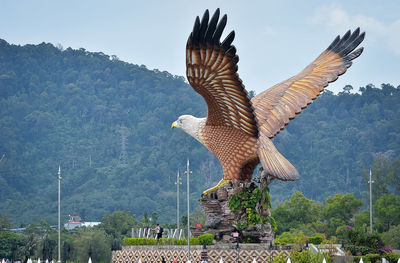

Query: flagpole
(184, 159), (192, 263)
(368, 169), (374, 232)
(175, 170), (182, 232)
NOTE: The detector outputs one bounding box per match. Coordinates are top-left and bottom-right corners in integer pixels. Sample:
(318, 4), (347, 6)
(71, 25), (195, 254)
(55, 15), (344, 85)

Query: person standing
(152, 224), (163, 243)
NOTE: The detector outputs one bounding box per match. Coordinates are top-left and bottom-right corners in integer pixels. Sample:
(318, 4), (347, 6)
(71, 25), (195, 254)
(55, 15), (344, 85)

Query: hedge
(198, 233), (214, 245)
(123, 237), (199, 246)
(384, 253), (400, 263)
(353, 253), (400, 263)
(353, 254), (381, 263)
(308, 235), (323, 245)
(274, 232), (295, 245)
(345, 245), (376, 255)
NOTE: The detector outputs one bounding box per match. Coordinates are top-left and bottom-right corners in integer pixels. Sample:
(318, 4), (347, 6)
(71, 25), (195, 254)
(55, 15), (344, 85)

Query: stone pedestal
(200, 174), (275, 244)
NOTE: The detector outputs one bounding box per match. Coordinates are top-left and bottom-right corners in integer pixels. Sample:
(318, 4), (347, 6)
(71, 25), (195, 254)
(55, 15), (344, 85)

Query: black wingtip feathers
(327, 27), (365, 68)
(327, 28), (365, 63)
(190, 9), (236, 55)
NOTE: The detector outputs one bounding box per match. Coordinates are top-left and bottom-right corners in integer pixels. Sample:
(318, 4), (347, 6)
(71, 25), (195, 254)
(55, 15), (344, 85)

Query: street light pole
(368, 169), (374, 232)
(175, 170), (182, 231)
(184, 159), (192, 263)
(58, 165), (61, 263)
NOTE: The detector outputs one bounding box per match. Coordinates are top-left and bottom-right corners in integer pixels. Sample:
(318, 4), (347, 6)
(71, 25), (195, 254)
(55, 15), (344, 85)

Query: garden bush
(365, 254), (382, 263)
(345, 226), (383, 250)
(345, 245), (376, 255)
(353, 254), (381, 263)
(384, 253), (400, 263)
(308, 235), (323, 245)
(198, 233), (214, 245)
(123, 237), (156, 246)
(271, 250), (331, 263)
(290, 250), (331, 263)
(274, 232), (295, 245)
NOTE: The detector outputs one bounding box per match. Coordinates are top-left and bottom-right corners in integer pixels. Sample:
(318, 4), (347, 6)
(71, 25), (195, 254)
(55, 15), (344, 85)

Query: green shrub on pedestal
(308, 235), (323, 245)
(198, 233), (214, 245)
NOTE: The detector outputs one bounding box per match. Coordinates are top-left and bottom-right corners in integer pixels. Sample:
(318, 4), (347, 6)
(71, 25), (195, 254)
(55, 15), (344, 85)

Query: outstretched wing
(186, 9), (258, 138)
(252, 29), (365, 138)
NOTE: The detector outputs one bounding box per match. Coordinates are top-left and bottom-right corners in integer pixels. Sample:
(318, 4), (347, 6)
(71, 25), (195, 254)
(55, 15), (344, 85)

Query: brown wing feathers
(252, 28), (365, 139)
(184, 9), (365, 183)
(186, 9), (258, 138)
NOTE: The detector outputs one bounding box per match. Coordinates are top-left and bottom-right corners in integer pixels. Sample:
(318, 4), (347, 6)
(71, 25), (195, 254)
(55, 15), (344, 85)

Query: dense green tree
(0, 231), (25, 259)
(272, 191), (321, 235)
(342, 85), (353, 93)
(99, 211), (137, 250)
(374, 194), (400, 232)
(38, 233), (57, 260)
(74, 228), (111, 263)
(140, 211), (152, 228)
(354, 210), (370, 228)
(321, 193), (363, 236)
(61, 230), (77, 263)
(381, 225), (400, 250)
(363, 157), (400, 202)
(272, 192), (366, 237)
(322, 193), (363, 223)
(100, 211), (136, 238)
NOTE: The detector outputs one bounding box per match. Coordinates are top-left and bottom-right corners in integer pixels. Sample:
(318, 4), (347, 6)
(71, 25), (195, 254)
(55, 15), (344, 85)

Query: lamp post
(233, 232), (239, 263)
(58, 165), (61, 263)
(175, 170), (182, 231)
(184, 159), (192, 263)
(368, 169), (374, 232)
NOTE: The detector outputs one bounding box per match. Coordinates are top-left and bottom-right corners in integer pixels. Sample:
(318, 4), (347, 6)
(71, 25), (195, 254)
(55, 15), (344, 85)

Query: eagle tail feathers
(257, 134), (300, 181)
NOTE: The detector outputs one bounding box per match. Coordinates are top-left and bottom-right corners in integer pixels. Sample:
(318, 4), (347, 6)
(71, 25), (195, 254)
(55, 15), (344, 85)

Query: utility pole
(184, 159), (192, 263)
(175, 170), (182, 231)
(368, 169), (374, 232)
(58, 165), (61, 263)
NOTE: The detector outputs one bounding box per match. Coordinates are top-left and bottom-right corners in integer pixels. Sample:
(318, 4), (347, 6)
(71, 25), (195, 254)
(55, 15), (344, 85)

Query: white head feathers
(173, 115), (206, 143)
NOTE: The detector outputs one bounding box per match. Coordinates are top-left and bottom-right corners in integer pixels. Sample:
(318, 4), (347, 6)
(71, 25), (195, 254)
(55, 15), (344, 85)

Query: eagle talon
(202, 179), (230, 196)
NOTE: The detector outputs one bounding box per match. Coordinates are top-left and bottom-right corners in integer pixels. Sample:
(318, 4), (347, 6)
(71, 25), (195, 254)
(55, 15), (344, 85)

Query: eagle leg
(202, 178), (230, 196)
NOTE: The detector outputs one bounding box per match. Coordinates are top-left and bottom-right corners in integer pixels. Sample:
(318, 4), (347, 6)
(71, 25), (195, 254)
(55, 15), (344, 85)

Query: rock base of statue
(199, 173), (275, 244)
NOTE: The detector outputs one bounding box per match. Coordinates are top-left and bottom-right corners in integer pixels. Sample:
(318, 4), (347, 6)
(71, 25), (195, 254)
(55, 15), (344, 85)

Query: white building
(64, 215), (100, 230)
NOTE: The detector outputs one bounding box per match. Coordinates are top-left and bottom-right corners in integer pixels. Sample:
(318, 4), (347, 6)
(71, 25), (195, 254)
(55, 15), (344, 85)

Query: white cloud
(307, 4), (400, 55)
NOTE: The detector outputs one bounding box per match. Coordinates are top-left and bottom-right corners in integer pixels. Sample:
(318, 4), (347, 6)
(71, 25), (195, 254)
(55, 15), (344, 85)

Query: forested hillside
(0, 39), (399, 225)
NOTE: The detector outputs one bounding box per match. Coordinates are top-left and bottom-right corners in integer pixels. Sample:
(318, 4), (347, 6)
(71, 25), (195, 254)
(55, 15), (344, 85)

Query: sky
(1, 0), (399, 94)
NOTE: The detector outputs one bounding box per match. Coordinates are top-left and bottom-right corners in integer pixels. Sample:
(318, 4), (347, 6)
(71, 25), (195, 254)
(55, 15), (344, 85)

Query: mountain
(0, 39), (399, 225)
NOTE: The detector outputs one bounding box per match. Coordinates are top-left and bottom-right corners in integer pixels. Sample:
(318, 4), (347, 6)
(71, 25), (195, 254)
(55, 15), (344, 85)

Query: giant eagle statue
(172, 9), (365, 196)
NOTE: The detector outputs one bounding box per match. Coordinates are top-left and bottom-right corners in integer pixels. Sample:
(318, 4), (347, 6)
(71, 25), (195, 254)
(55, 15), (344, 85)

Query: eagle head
(171, 115), (206, 143)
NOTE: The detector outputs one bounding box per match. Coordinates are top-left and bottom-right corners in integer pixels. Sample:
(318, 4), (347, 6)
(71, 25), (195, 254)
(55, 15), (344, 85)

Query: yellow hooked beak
(171, 121), (177, 128)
